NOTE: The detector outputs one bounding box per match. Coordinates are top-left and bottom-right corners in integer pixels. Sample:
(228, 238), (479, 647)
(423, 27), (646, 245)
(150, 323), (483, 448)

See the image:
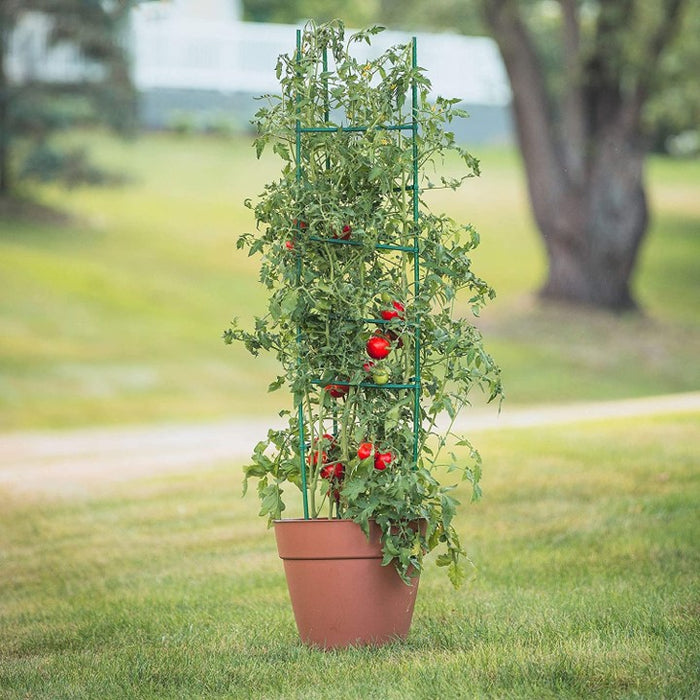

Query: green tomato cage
(292, 30), (422, 519)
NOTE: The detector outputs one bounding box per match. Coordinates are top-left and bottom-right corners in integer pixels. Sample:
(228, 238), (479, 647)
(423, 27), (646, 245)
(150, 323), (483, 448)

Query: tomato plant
(224, 20), (502, 587)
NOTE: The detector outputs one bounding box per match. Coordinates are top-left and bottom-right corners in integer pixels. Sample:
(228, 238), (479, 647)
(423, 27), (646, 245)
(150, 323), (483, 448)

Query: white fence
(130, 15), (510, 106)
(6, 11), (511, 140)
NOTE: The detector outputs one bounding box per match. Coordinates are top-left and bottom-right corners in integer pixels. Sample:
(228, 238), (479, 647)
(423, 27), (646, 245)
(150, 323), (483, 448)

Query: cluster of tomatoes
(308, 433), (344, 476)
(309, 434), (395, 496)
(357, 441), (394, 470)
(366, 296), (405, 382)
(307, 433), (344, 503)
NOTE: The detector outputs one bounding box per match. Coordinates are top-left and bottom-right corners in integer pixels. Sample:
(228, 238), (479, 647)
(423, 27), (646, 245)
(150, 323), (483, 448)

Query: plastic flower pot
(274, 518), (421, 649)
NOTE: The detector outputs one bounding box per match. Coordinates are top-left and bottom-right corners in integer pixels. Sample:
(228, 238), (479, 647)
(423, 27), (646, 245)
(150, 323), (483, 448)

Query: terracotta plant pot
(274, 518), (421, 649)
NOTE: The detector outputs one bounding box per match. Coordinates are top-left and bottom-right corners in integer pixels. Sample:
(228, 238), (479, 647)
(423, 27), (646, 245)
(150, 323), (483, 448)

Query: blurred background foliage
(0, 0), (135, 193)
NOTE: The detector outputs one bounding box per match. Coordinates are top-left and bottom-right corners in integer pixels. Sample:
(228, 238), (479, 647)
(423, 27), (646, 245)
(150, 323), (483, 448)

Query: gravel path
(1, 391), (698, 497)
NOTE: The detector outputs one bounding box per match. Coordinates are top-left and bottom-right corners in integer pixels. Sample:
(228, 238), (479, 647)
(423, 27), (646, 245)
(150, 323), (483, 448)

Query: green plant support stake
(294, 28), (309, 520)
(411, 36), (421, 467)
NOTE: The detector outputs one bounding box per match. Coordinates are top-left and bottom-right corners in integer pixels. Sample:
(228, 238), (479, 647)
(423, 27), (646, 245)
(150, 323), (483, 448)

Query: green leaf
(280, 289), (298, 316)
(258, 482), (285, 521)
(267, 375), (285, 392)
(447, 561), (465, 588)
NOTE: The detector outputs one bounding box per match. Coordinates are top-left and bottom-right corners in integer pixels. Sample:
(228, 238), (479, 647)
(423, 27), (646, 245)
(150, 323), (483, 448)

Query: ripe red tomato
(293, 218), (307, 229)
(308, 450), (328, 466)
(357, 442), (374, 460)
(362, 361), (375, 373)
(320, 462), (344, 479)
(331, 223), (351, 240)
(366, 336), (391, 360)
(380, 300), (405, 321)
(285, 240), (294, 250)
(325, 383), (349, 398)
(374, 451), (393, 470)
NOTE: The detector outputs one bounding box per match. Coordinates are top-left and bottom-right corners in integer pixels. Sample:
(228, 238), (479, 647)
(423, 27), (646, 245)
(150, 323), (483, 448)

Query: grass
(0, 133), (283, 428)
(0, 131), (698, 429)
(1, 412), (698, 698)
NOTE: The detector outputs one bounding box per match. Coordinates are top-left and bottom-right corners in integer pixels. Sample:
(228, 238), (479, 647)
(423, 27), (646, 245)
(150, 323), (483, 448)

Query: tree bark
(481, 0), (687, 311)
(539, 126), (647, 309)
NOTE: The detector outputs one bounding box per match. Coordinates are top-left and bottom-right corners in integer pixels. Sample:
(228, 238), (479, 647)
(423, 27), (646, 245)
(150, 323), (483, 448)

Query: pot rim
(273, 517), (425, 524)
(273, 517), (366, 524)
(273, 517), (383, 560)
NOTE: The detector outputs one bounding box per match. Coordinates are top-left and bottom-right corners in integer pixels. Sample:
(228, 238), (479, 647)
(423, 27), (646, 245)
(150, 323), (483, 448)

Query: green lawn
(0, 131), (698, 430)
(1, 413), (698, 698)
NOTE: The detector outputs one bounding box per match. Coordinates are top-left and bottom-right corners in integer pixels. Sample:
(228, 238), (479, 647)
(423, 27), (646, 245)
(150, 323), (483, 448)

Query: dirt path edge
(1, 391), (698, 497)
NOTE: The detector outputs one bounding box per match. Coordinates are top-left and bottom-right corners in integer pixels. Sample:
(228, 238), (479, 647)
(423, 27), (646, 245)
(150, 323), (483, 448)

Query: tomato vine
(224, 20), (503, 587)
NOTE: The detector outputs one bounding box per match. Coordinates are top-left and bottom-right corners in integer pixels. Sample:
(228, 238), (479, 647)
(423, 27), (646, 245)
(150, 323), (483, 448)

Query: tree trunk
(481, 0), (687, 311)
(537, 127), (648, 310)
